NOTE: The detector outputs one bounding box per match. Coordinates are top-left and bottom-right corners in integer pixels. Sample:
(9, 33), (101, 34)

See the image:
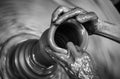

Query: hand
(49, 6), (120, 79)
(51, 6), (99, 35)
(45, 42), (100, 79)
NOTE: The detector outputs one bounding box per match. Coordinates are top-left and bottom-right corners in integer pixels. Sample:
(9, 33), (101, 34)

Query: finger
(76, 12), (98, 23)
(55, 7), (87, 25)
(67, 42), (77, 54)
(67, 42), (81, 60)
(52, 6), (70, 22)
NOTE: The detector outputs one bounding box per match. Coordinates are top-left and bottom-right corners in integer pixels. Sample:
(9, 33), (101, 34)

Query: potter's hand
(45, 42), (100, 79)
(52, 6), (98, 35)
(52, 6), (120, 43)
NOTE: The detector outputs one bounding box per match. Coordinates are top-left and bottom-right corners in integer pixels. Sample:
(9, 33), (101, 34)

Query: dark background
(115, 1), (120, 13)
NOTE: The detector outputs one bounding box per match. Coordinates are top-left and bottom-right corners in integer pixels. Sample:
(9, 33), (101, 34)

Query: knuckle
(58, 6), (69, 12)
(55, 6), (65, 11)
(76, 14), (86, 22)
(52, 6), (70, 22)
(88, 12), (98, 19)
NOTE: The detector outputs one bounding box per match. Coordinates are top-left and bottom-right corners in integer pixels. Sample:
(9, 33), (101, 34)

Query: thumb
(66, 42), (83, 60)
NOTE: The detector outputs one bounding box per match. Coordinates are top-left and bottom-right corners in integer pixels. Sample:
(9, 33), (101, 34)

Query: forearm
(94, 20), (120, 43)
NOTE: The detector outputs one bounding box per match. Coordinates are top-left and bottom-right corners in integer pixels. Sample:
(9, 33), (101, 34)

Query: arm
(94, 20), (120, 43)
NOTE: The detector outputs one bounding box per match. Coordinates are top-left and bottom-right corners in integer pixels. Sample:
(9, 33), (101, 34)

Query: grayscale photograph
(0, 0), (120, 79)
